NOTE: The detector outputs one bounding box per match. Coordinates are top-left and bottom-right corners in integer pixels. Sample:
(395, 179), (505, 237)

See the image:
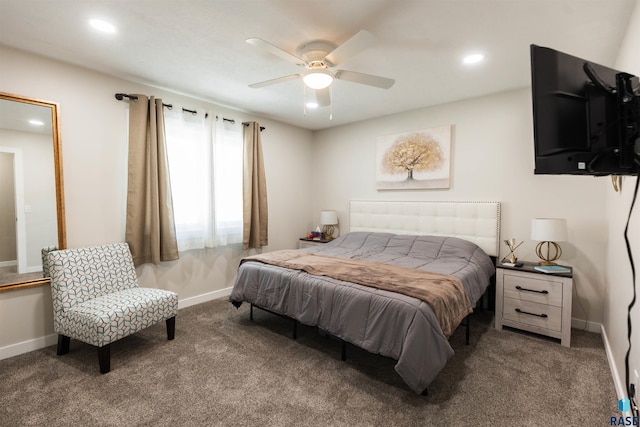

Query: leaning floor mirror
(0, 91), (66, 291)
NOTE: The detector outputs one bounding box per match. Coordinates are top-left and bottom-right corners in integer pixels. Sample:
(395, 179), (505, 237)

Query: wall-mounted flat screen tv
(530, 44), (639, 176)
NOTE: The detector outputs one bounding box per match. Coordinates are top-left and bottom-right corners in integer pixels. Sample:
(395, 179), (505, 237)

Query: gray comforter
(229, 232), (495, 393)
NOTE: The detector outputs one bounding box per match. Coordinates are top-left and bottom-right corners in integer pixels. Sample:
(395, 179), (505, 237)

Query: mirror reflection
(0, 92), (65, 291)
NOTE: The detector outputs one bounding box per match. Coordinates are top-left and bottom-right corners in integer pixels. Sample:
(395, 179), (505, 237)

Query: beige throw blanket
(241, 250), (472, 337)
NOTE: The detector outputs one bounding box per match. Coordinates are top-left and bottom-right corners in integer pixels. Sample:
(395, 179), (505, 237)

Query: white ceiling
(0, 0), (636, 130)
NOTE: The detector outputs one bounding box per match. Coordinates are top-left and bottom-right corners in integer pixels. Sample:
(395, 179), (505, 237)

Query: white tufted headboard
(349, 200), (501, 257)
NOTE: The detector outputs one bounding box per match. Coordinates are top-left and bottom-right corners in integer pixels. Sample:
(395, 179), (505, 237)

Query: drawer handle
(515, 308), (548, 318)
(515, 285), (549, 295)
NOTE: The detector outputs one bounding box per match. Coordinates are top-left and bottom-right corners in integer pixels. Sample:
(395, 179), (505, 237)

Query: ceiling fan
(246, 30), (395, 107)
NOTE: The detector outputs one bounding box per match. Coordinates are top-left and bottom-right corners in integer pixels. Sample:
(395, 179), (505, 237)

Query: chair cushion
(56, 288), (178, 347)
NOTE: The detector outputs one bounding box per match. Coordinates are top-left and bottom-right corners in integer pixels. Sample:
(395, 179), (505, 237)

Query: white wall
(0, 45), (314, 357)
(605, 0), (640, 400)
(312, 88), (609, 330)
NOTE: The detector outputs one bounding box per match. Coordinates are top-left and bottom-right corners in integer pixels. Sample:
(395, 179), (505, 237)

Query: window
(212, 118), (243, 245)
(165, 110), (242, 251)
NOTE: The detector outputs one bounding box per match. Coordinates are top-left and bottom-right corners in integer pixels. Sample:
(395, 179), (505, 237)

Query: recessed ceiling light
(89, 18), (117, 34)
(28, 119), (44, 126)
(463, 53), (485, 65)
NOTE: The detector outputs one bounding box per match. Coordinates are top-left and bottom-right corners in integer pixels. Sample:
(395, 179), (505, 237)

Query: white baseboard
(177, 286), (232, 309)
(571, 317), (601, 334)
(601, 324), (627, 402)
(0, 333), (58, 361)
(0, 286), (234, 361)
(0, 261), (41, 272)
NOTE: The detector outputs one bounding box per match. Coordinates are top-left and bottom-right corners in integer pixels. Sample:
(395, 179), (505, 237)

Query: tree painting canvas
(376, 125), (452, 190)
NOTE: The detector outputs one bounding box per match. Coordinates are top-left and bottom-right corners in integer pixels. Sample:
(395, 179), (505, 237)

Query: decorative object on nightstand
(495, 261), (573, 347)
(501, 238), (523, 265)
(531, 218), (567, 265)
(320, 210), (338, 240)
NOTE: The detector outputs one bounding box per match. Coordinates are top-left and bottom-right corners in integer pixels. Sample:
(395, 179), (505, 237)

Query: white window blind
(165, 110), (242, 251)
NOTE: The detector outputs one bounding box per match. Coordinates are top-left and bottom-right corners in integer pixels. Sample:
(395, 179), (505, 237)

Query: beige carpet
(0, 298), (618, 426)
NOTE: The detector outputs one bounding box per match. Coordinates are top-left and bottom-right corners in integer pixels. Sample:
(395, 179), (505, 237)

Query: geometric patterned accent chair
(41, 245), (58, 278)
(47, 243), (178, 374)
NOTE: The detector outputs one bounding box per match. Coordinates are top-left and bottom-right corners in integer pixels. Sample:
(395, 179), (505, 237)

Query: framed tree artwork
(376, 125), (452, 190)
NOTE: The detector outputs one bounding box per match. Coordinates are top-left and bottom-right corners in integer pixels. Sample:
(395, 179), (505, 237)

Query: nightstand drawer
(503, 273), (563, 307)
(503, 298), (562, 332)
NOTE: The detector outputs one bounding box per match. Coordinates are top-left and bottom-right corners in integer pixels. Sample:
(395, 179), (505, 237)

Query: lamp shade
(531, 218), (567, 242)
(320, 210), (338, 225)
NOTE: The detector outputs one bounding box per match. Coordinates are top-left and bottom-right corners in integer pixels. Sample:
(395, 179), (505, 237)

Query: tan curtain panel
(125, 95), (179, 266)
(242, 122), (268, 250)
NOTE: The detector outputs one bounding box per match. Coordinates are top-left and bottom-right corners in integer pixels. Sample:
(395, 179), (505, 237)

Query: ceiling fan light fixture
(303, 70), (333, 89)
(89, 18), (117, 34)
(463, 53), (485, 65)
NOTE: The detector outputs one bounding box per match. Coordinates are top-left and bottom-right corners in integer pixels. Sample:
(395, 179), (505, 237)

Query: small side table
(495, 261), (573, 347)
(298, 238), (330, 249)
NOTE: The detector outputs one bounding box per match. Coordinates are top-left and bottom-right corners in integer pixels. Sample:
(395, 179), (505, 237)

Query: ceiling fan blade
(314, 88), (331, 107)
(249, 74), (303, 88)
(246, 38), (307, 66)
(324, 30), (377, 67)
(334, 70), (395, 89)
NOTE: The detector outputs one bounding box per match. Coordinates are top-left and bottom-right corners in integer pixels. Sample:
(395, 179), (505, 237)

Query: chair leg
(57, 335), (70, 356)
(98, 344), (111, 374)
(166, 316), (176, 340)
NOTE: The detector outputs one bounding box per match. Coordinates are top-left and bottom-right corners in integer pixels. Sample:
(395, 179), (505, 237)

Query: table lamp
(320, 210), (338, 240)
(531, 218), (567, 265)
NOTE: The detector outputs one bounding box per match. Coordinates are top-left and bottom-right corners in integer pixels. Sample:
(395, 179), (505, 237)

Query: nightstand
(495, 261), (573, 347)
(298, 238), (330, 249)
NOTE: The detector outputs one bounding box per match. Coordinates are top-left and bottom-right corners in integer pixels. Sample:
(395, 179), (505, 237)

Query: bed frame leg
(341, 340), (347, 361)
(293, 319), (298, 340)
(250, 304), (254, 321)
(421, 387), (428, 396)
(465, 315), (470, 345)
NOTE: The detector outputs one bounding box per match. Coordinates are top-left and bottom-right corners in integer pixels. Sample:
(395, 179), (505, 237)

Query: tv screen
(530, 44), (639, 176)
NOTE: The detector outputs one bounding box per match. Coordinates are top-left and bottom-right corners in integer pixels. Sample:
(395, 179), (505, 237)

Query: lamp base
(322, 225), (335, 240)
(535, 241), (562, 265)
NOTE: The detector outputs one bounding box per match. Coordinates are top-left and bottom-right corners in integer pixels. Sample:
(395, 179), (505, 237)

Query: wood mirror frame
(0, 91), (66, 291)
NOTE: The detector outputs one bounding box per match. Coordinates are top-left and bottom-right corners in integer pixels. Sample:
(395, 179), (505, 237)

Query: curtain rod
(243, 122), (266, 132)
(216, 115), (235, 124)
(115, 93), (205, 116)
(115, 94), (248, 125)
(216, 116), (265, 131)
(115, 93), (138, 101)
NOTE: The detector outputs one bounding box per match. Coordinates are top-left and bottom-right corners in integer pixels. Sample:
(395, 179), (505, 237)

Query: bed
(229, 200), (501, 393)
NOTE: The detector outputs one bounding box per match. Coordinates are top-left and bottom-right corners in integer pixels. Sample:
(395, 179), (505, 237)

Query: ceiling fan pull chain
(329, 86), (333, 120)
(303, 84), (307, 116)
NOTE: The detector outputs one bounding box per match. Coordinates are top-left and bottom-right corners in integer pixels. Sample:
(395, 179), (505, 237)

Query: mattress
(229, 231), (495, 393)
